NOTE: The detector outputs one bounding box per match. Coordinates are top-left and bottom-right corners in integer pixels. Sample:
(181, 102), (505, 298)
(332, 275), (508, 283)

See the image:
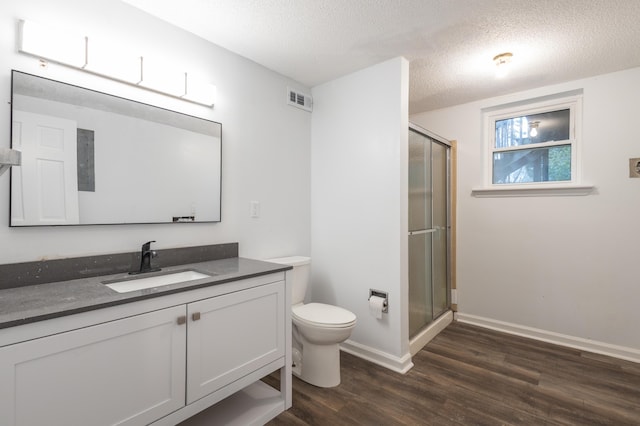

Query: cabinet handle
(192, 312), (201, 321)
(177, 315), (187, 325)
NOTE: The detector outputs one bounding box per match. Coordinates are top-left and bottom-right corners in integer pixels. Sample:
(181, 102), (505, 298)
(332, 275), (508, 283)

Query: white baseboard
(410, 310), (453, 356)
(340, 340), (414, 374)
(456, 313), (640, 364)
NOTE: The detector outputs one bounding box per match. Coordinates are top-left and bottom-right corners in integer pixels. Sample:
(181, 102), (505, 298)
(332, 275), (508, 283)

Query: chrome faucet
(130, 240), (161, 275)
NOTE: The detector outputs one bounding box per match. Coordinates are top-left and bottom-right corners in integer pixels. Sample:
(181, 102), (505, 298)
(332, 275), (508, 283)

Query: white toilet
(267, 256), (356, 388)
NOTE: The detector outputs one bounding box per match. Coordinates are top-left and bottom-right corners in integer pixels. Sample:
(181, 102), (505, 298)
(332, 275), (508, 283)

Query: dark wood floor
(265, 322), (640, 425)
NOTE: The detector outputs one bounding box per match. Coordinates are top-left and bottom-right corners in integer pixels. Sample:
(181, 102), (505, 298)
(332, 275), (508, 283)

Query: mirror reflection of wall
(10, 71), (222, 226)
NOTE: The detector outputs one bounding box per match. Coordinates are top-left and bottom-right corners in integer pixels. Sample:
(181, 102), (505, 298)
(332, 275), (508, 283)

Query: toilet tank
(265, 256), (310, 305)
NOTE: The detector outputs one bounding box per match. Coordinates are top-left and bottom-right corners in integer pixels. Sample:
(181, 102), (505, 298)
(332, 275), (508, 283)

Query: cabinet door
(187, 281), (285, 403)
(0, 306), (187, 426)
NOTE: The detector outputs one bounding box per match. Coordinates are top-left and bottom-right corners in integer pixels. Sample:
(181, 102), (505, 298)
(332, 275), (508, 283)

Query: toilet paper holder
(369, 289), (389, 313)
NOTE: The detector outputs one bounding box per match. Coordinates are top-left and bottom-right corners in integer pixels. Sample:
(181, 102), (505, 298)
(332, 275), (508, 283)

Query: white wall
(411, 67), (640, 359)
(311, 57), (411, 371)
(0, 0), (311, 262)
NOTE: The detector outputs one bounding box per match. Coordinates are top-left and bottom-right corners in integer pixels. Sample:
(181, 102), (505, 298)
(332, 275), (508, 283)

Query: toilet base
(298, 342), (341, 388)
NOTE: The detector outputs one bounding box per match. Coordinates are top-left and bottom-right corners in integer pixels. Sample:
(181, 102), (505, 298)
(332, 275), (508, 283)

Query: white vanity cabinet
(186, 281), (285, 404)
(0, 306), (187, 426)
(0, 272), (291, 426)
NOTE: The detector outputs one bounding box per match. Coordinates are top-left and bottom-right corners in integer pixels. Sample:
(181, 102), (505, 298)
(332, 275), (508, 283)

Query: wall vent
(287, 87), (312, 112)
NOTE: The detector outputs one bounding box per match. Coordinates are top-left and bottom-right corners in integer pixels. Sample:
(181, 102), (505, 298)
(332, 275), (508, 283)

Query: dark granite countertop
(0, 257), (291, 330)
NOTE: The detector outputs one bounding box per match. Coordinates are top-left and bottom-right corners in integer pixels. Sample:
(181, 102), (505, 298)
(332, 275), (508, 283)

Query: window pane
(493, 145), (571, 184)
(495, 109), (570, 148)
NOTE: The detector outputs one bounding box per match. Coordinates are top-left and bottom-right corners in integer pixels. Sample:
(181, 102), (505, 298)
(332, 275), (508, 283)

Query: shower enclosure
(408, 124), (451, 339)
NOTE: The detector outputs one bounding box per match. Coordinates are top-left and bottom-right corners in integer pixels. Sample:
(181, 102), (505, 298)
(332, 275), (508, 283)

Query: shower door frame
(408, 122), (453, 340)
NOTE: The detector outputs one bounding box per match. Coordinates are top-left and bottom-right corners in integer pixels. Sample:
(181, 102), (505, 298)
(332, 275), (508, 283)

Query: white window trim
(474, 94), (594, 197)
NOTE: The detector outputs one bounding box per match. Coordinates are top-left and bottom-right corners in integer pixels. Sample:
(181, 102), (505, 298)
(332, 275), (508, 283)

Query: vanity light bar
(18, 20), (87, 68)
(184, 74), (218, 105)
(85, 36), (143, 85)
(139, 56), (187, 97)
(17, 19), (216, 108)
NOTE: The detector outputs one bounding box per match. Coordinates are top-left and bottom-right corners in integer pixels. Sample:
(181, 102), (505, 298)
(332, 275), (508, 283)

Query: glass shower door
(408, 127), (450, 338)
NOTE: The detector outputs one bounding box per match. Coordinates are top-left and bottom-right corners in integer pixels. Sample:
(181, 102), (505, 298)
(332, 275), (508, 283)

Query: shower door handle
(408, 229), (436, 236)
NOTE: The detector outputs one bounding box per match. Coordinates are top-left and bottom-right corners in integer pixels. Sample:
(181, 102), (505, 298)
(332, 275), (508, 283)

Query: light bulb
(495, 65), (508, 78)
(529, 120), (540, 138)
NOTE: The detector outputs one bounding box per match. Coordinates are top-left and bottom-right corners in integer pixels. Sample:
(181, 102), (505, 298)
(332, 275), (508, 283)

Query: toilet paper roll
(369, 295), (386, 319)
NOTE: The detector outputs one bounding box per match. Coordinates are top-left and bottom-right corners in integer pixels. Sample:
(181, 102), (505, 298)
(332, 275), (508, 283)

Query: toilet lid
(292, 303), (356, 327)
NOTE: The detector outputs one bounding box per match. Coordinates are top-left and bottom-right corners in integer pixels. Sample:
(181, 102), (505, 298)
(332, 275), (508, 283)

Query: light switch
(250, 201), (260, 218)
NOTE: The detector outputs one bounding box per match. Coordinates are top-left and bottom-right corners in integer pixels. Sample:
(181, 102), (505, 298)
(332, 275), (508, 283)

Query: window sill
(471, 184), (595, 198)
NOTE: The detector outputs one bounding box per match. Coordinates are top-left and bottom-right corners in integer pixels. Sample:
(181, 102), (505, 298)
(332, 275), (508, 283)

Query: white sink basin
(104, 270), (212, 293)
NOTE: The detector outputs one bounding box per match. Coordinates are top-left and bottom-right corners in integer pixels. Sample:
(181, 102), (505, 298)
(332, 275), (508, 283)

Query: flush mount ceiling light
(493, 52), (513, 78)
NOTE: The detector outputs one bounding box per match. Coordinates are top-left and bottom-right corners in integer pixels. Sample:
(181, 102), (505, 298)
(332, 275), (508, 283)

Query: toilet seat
(292, 303), (356, 328)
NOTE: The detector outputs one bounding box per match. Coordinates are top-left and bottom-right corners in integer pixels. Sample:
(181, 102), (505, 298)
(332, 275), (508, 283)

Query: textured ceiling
(122, 0), (640, 114)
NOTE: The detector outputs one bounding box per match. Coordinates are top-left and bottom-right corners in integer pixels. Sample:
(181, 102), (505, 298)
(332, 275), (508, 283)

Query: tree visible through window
(486, 97), (580, 185)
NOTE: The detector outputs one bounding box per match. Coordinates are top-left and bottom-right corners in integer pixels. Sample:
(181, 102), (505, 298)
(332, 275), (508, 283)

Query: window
(485, 95), (581, 186)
